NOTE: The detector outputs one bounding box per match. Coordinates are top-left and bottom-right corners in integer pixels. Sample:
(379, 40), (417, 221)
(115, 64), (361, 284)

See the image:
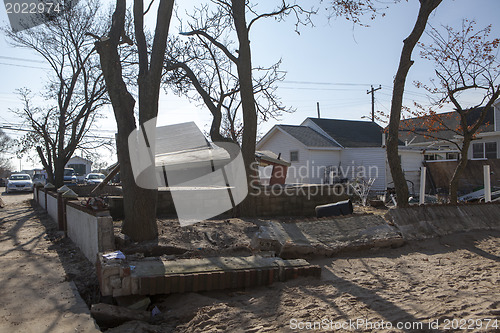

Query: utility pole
(367, 85), (381, 122)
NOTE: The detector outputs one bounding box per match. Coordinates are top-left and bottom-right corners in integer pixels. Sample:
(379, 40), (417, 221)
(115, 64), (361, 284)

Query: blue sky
(1, 0), (499, 169)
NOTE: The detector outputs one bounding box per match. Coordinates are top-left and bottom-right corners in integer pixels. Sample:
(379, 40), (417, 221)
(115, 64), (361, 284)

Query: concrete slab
(252, 215), (404, 258)
(0, 200), (100, 333)
(386, 203), (500, 240)
(97, 254), (320, 297)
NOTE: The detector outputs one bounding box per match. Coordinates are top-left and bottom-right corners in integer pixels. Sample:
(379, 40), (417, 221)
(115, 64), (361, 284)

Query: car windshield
(64, 169), (75, 176)
(10, 175), (30, 180)
(33, 174), (44, 179)
(89, 174), (100, 179)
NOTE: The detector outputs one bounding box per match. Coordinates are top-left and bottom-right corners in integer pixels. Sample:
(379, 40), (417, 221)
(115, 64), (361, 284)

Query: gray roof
(307, 118), (384, 147)
(277, 125), (341, 148)
(398, 107), (494, 145)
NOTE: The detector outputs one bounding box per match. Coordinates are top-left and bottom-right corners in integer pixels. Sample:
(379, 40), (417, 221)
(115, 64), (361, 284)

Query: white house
(394, 101), (500, 194)
(66, 156), (92, 181)
(256, 118), (387, 192)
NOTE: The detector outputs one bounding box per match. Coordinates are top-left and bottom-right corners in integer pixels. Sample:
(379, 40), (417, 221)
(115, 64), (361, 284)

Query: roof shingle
(277, 125), (340, 148)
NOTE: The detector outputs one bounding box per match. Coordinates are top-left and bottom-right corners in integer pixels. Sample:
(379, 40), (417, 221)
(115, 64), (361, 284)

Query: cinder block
(120, 266), (131, 278)
(110, 276), (122, 290)
(121, 276), (131, 295)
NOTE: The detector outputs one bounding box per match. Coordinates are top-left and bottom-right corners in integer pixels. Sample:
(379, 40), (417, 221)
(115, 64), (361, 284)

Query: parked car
(84, 173), (106, 185)
(64, 168), (77, 185)
(32, 173), (47, 186)
(6, 174), (33, 193)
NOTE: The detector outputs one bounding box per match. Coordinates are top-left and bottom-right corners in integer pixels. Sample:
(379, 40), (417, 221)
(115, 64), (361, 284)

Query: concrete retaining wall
(66, 202), (114, 263)
(46, 192), (58, 221)
(33, 188), (115, 263)
(38, 188), (46, 210)
(386, 202), (500, 240)
(108, 184), (348, 219)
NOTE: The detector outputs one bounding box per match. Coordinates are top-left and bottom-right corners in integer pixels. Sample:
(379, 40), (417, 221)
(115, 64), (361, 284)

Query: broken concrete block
(90, 303), (150, 328)
(110, 276), (122, 289)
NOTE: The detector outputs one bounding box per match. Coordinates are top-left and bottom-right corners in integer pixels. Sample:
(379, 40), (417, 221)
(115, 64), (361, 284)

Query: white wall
(66, 205), (114, 262)
(257, 129), (311, 183)
(46, 193), (58, 221)
(340, 147), (387, 192)
(393, 150), (424, 195)
(39, 190), (46, 209)
(307, 150), (341, 183)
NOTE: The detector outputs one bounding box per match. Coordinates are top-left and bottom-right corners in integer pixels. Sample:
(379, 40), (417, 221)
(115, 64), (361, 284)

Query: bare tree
(171, 1), (314, 202)
(404, 20), (500, 203)
(385, 0), (442, 207)
(164, 5), (292, 144)
(4, 0), (109, 187)
(95, 0), (175, 241)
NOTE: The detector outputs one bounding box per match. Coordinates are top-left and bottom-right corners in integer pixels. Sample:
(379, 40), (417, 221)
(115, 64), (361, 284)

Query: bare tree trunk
(449, 138), (471, 204)
(230, 0), (259, 216)
(95, 0), (174, 241)
(54, 159), (65, 188)
(232, 0), (258, 190)
(386, 0), (441, 207)
(96, 32), (159, 240)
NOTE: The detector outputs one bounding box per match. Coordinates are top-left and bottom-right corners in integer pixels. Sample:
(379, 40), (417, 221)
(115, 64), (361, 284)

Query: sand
(108, 230), (500, 332)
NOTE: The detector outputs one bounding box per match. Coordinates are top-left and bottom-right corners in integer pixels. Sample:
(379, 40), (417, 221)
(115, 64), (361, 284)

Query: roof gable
(306, 118), (383, 147)
(276, 125), (341, 148)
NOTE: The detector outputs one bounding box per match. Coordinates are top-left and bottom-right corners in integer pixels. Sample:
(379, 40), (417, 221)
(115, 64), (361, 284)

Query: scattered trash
(315, 199), (353, 218)
(103, 250), (125, 260)
(350, 178), (375, 206)
(83, 196), (108, 210)
(151, 306), (161, 317)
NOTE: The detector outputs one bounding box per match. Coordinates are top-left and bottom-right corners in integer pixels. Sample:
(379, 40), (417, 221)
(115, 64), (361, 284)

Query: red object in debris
(269, 165), (288, 185)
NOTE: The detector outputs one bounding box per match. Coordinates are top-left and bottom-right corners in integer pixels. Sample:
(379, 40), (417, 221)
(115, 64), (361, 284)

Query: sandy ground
(112, 215), (500, 332)
(4, 192), (499, 332)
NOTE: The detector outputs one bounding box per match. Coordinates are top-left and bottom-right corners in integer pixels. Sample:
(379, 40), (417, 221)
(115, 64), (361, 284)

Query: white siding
(257, 129), (311, 184)
(340, 148), (387, 192)
(391, 150), (424, 195)
(303, 150), (341, 183)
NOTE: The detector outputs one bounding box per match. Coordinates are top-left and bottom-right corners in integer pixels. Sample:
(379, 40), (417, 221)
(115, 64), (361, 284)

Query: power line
(0, 125), (115, 140)
(283, 80), (374, 86)
(0, 61), (48, 70)
(279, 87), (365, 91)
(0, 55), (45, 63)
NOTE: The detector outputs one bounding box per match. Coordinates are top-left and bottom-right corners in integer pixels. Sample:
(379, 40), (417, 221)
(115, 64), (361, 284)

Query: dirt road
(0, 189), (100, 333)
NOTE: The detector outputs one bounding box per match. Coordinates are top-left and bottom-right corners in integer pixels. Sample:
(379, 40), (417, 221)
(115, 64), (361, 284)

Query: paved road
(0, 188), (100, 332)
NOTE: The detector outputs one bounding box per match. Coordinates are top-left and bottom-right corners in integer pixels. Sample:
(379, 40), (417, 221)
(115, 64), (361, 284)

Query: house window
(472, 142), (497, 159)
(446, 152), (459, 160)
(290, 150), (299, 162)
(485, 142), (497, 159)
